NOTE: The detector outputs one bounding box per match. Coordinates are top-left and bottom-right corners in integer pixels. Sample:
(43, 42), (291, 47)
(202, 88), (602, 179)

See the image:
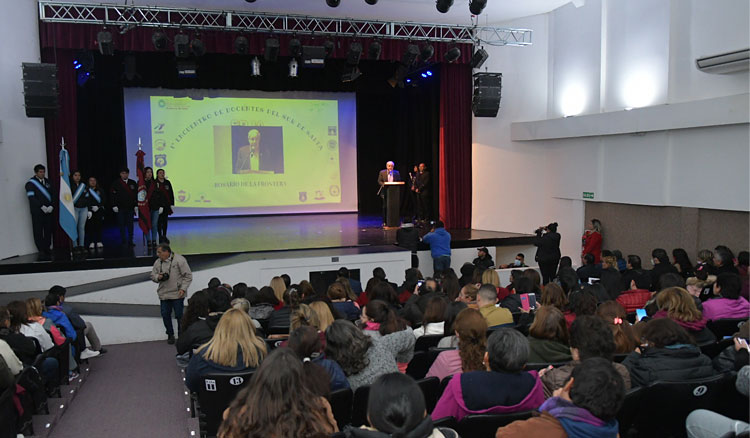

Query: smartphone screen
(635, 308), (647, 322)
(588, 277), (601, 285)
(520, 294), (530, 311)
(527, 293), (537, 309)
(417, 280), (424, 288)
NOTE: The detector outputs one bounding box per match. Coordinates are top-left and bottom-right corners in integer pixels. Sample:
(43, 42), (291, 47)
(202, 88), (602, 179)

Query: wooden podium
(383, 181), (404, 228)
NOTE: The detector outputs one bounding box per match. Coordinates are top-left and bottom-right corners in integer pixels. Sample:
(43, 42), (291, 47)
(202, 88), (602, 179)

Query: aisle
(49, 341), (188, 438)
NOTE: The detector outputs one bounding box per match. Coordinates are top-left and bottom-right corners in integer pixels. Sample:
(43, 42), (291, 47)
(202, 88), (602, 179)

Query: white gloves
(87, 211), (93, 220)
(41, 206), (53, 214)
(112, 206), (119, 213)
(40, 206), (46, 213)
(158, 207), (164, 214)
(134, 206), (138, 214)
(91, 206), (99, 212)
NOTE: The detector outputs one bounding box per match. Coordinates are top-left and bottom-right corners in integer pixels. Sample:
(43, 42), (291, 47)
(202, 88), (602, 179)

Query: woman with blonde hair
(309, 301), (334, 332)
(269, 277), (287, 309)
(426, 308), (488, 381)
(185, 308), (267, 393)
(654, 287), (715, 344)
(481, 269), (500, 288)
(290, 304), (320, 332)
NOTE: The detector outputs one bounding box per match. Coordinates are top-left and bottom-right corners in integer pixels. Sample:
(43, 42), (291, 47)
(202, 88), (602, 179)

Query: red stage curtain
(438, 63), (472, 230)
(40, 47), (78, 250)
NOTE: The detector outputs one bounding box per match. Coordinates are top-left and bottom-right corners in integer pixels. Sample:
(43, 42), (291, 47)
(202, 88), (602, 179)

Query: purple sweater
(431, 369), (544, 422)
(702, 297), (750, 321)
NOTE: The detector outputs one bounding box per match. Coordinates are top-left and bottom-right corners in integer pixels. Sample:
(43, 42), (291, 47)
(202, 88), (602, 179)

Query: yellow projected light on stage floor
(150, 96), (341, 208)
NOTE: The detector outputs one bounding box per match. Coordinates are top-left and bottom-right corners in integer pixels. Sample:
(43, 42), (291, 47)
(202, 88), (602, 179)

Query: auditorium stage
(0, 213), (534, 275)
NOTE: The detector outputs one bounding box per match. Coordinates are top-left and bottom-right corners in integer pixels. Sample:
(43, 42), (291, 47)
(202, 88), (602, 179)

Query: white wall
(0, 0), (48, 259)
(473, 0), (750, 261)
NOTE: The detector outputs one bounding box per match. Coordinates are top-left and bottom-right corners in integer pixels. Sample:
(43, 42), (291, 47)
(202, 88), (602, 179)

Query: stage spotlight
(250, 56), (261, 76)
(368, 41), (382, 60)
(346, 42), (363, 65)
(289, 38), (302, 58)
(97, 30), (114, 55)
(420, 44), (434, 62)
(288, 58), (299, 78)
(191, 36), (206, 57)
(326, 0), (340, 6)
(365, 0), (378, 4)
(402, 44), (419, 67)
(342, 65), (361, 82)
(234, 36), (249, 55)
(323, 40), (335, 58)
(469, 0), (487, 15)
(264, 37), (280, 62)
(152, 31), (167, 50)
(436, 0), (453, 13)
(426, 70), (433, 76)
(444, 46), (461, 63)
(470, 47), (489, 69)
(174, 34), (190, 58)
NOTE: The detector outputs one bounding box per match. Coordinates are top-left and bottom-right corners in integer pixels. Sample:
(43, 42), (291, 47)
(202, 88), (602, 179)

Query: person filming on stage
(377, 161), (401, 227)
(151, 244), (193, 344)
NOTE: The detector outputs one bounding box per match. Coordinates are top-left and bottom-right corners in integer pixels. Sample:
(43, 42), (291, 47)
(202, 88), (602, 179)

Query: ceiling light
(250, 57), (261, 76)
(97, 30), (114, 56)
(470, 47), (488, 69)
(365, 0), (378, 4)
(444, 46), (461, 63)
(289, 38), (302, 58)
(346, 42), (363, 65)
(469, 0), (487, 15)
(323, 40), (336, 58)
(191, 36), (205, 57)
(289, 58), (299, 78)
(436, 0), (453, 13)
(420, 44), (434, 62)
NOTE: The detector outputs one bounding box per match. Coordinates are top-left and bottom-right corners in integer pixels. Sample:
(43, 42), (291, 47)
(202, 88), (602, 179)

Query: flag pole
(60, 137), (75, 259)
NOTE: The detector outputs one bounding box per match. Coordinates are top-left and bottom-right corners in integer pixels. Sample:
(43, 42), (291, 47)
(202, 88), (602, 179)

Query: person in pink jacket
(431, 328), (545, 422)
(703, 273), (750, 321)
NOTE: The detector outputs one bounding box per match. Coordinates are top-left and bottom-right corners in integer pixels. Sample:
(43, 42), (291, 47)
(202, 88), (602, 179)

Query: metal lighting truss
(38, 1), (532, 46)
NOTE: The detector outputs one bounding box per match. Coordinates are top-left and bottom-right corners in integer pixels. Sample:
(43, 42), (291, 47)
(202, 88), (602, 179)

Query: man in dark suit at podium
(377, 161), (401, 227)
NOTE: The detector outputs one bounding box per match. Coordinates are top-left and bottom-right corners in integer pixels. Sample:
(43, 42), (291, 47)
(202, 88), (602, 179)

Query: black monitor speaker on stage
(471, 72), (502, 117)
(22, 63), (58, 118)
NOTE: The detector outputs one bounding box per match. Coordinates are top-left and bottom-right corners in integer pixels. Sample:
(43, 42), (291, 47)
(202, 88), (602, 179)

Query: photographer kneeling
(151, 244), (193, 344)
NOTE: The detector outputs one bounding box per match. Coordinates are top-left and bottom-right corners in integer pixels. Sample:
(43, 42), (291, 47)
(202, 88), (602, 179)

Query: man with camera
(150, 244), (192, 344)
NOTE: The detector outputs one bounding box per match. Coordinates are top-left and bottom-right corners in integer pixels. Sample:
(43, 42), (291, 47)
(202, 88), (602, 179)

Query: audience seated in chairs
(344, 372), (459, 438)
(702, 273), (750, 321)
(184, 308), (267, 393)
(328, 282), (361, 321)
(49, 285), (105, 357)
(246, 286), (277, 321)
(622, 318), (714, 388)
(600, 255), (624, 301)
(527, 306), (573, 364)
(596, 301), (639, 355)
(176, 289), (230, 356)
(500, 277), (532, 314)
(427, 308), (487, 382)
(566, 288), (598, 329)
(360, 300), (414, 373)
(540, 283), (569, 314)
(287, 326), (349, 391)
(413, 296), (448, 338)
(616, 275), (652, 314)
(432, 328), (544, 422)
(218, 348), (338, 438)
(269, 276), (287, 310)
(477, 284), (513, 327)
(653, 287), (716, 345)
(495, 358), (625, 438)
(456, 283), (479, 310)
(540, 315), (631, 398)
(437, 302), (469, 349)
(309, 301), (335, 332)
(713, 322), (750, 373)
(325, 319), (414, 390)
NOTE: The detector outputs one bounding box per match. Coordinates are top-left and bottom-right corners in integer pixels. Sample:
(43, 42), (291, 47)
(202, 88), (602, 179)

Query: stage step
(27, 363), (90, 438)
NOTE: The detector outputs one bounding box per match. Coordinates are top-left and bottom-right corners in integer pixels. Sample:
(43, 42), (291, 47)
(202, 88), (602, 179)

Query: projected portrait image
(231, 126), (284, 174)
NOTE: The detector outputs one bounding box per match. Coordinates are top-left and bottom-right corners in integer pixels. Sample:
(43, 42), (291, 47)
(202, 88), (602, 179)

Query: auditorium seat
(613, 353), (629, 363)
(439, 375), (453, 398)
(617, 386), (645, 437)
(405, 350), (440, 380)
(0, 386), (18, 438)
(456, 411), (535, 438)
(197, 370), (255, 437)
(414, 334), (444, 352)
(329, 387), (353, 429)
(707, 318), (748, 339)
(16, 366), (49, 416)
(524, 362), (570, 371)
(433, 415), (459, 431)
(626, 372), (738, 438)
(700, 337), (734, 359)
(350, 385), (370, 427)
(417, 376), (440, 413)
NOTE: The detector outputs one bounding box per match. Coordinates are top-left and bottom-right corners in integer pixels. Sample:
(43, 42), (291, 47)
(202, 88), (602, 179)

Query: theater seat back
(197, 371), (255, 437)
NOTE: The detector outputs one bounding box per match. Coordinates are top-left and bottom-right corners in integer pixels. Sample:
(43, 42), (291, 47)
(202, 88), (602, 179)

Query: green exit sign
(583, 192), (595, 199)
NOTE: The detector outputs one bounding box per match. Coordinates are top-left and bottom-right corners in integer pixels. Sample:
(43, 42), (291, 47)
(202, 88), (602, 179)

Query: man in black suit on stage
(414, 162), (430, 222)
(377, 161), (401, 227)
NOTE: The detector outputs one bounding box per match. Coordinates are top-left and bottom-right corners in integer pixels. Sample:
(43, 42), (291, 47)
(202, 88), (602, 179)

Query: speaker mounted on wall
(22, 63), (59, 118)
(471, 72), (502, 118)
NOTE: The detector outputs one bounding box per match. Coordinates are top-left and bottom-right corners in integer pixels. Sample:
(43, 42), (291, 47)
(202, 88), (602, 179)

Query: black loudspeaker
(264, 38), (280, 62)
(472, 72), (502, 117)
(22, 63), (58, 118)
(174, 34), (190, 58)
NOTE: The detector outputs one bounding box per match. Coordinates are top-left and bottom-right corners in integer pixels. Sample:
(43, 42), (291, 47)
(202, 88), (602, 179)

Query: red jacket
(582, 231), (602, 264)
(616, 289), (652, 314)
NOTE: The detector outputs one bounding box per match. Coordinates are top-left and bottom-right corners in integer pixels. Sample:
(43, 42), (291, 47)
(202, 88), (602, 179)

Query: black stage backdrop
(75, 51), (439, 217)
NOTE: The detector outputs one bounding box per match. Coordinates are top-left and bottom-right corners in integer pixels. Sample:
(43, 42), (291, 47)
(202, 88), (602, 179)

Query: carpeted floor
(49, 340), (188, 438)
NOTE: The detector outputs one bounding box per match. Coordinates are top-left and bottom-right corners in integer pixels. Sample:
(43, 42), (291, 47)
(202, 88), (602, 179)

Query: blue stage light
(405, 78), (412, 83)
(421, 73), (427, 78)
(426, 70), (433, 76)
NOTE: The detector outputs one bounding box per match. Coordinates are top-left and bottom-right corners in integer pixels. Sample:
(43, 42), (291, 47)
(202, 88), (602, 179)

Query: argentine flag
(59, 148), (78, 242)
